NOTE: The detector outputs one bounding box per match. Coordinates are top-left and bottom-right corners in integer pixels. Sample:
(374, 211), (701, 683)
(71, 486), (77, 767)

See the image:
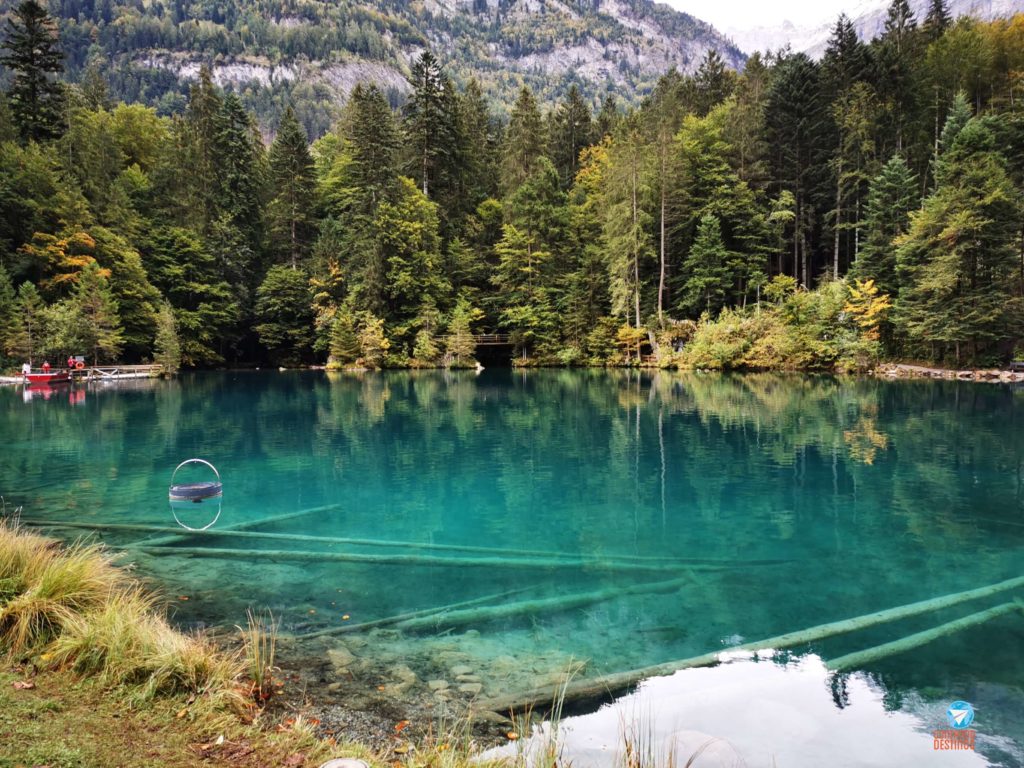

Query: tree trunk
(794, 194), (801, 285)
(658, 177), (666, 326)
(632, 163), (641, 329)
(833, 156), (842, 280)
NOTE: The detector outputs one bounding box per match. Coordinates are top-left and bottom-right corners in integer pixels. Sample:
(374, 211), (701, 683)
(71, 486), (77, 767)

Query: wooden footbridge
(436, 333), (512, 346)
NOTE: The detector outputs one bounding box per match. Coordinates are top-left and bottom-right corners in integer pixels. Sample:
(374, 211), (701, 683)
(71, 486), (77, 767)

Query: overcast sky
(663, 0), (861, 30)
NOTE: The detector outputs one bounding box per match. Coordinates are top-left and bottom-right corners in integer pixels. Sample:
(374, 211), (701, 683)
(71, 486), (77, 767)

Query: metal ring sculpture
(169, 458), (223, 531)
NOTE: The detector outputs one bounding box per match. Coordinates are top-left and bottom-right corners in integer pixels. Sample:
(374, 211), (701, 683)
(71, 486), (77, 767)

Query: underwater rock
(427, 679), (449, 691)
(384, 664), (418, 696)
(328, 646), (356, 673)
(455, 674), (481, 683)
(450, 664), (474, 676)
(458, 682), (483, 695)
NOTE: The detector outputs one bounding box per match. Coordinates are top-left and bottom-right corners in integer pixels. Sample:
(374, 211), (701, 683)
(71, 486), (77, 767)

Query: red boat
(25, 371), (72, 386)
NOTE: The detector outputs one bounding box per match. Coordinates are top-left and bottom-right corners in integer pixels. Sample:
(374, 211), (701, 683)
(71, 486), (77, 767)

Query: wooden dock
(81, 364), (163, 381)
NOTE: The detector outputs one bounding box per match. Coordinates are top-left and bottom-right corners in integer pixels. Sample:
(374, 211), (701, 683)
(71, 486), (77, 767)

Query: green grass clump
(0, 523), (121, 654)
(0, 519), (242, 710)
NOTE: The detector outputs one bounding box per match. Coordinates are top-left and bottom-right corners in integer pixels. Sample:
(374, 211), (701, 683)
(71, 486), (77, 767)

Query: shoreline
(873, 362), (1024, 383)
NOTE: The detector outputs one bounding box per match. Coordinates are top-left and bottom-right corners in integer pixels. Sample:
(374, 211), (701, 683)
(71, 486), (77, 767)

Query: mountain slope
(5, 0), (744, 132)
(727, 0), (1023, 57)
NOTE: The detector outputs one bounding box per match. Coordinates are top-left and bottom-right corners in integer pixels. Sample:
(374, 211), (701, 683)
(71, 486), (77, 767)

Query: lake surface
(2, 370), (1023, 766)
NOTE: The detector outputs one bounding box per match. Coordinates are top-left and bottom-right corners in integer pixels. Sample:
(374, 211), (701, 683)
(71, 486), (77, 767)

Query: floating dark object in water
(169, 458), (222, 502)
(169, 481), (223, 503)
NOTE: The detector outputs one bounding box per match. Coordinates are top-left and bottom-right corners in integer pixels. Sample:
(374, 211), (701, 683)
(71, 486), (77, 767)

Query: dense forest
(0, 0), (1023, 373)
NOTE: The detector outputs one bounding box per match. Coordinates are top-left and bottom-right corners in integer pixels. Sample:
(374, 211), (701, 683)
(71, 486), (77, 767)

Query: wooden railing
(87, 364), (163, 378)
(436, 333), (512, 346)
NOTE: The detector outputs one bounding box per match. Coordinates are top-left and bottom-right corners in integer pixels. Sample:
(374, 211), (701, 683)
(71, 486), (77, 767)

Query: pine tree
(376, 176), (449, 345)
(602, 115), (653, 328)
(493, 223), (557, 358)
(829, 82), (878, 279)
(10, 281), (44, 363)
(722, 53), (771, 192)
(693, 50), (734, 117)
(550, 85), (593, 188)
(144, 226), (239, 366)
(73, 261), (123, 364)
(342, 84), (400, 211)
(445, 298), (478, 367)
(459, 78), (499, 208)
(268, 107), (317, 268)
(895, 118), (1021, 363)
(923, 0), (951, 41)
(938, 91), (972, 155)
(0, 93), (15, 142)
(153, 300), (181, 375)
(0, 0), (64, 143)
(79, 62), (110, 111)
(765, 53), (831, 287)
(646, 71), (686, 323)
(0, 265), (15, 363)
(214, 93), (264, 245)
(682, 214), (730, 316)
(821, 14), (871, 94)
(595, 94), (620, 140)
(357, 313), (390, 369)
(254, 264), (314, 365)
(329, 308), (360, 366)
(853, 154), (918, 296)
(184, 66), (223, 229)
(501, 86), (546, 194)
(876, 0), (920, 154)
(403, 51), (459, 201)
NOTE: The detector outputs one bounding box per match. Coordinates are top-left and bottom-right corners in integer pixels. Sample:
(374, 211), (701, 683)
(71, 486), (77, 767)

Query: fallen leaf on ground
(283, 753), (305, 766)
(176, 708), (188, 719)
(12, 680), (35, 690)
(394, 719), (410, 733)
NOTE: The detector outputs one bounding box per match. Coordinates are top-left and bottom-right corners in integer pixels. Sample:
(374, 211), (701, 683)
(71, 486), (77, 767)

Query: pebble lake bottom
(2, 369), (1023, 766)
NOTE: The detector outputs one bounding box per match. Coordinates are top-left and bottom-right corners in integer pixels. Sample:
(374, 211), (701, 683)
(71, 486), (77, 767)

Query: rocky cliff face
(20, 0), (743, 120)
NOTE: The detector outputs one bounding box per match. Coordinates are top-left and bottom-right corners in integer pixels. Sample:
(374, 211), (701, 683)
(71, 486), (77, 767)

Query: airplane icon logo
(946, 701), (975, 730)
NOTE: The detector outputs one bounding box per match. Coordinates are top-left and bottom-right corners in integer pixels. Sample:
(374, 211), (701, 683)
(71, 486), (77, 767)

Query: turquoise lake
(2, 370), (1023, 765)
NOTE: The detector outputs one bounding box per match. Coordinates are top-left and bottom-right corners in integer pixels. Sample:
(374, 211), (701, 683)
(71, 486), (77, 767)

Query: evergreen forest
(1, 0), (1024, 372)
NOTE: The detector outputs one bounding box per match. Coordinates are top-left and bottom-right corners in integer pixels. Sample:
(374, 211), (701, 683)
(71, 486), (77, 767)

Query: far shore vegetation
(0, 1), (1022, 375)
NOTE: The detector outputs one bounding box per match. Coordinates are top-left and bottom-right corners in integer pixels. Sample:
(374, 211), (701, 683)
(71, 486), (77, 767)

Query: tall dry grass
(239, 608), (278, 702)
(0, 519), (243, 711)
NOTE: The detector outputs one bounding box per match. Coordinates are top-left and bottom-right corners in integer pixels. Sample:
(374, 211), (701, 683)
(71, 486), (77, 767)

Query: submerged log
(22, 519), (790, 571)
(126, 503), (345, 547)
(477, 574), (1024, 715)
(394, 575), (692, 633)
(133, 544), (700, 574)
(289, 587), (533, 640)
(827, 601), (1024, 671)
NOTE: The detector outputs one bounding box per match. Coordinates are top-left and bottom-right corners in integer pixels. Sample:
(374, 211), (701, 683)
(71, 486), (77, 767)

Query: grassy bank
(0, 518), (375, 767)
